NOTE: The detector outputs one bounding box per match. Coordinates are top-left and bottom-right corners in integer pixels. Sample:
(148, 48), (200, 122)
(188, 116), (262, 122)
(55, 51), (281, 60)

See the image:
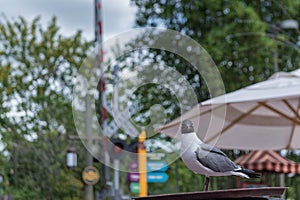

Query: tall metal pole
(95, 0), (104, 124)
(95, 0), (104, 125)
(85, 95), (94, 200)
(95, 0), (111, 194)
(113, 159), (120, 199)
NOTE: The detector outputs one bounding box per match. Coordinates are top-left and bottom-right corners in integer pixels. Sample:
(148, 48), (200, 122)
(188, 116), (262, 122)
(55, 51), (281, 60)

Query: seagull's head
(181, 120), (194, 134)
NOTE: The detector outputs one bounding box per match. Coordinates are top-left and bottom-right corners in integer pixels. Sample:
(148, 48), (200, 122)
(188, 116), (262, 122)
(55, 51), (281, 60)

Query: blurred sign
(129, 182), (140, 193)
(127, 172), (169, 183)
(82, 166), (100, 185)
(127, 172), (139, 182)
(147, 162), (168, 172)
(128, 161), (168, 172)
(147, 152), (166, 161)
(147, 172), (168, 183)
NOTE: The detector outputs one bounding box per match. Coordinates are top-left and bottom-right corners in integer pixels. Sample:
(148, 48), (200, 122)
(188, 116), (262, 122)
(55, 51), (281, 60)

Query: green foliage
(0, 16), (92, 199)
(131, 0), (300, 94)
(111, 0), (300, 130)
(0, 16), (91, 137)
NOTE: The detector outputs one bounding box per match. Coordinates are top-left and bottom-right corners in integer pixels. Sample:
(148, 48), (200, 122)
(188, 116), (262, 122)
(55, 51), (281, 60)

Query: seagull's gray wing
(195, 145), (239, 172)
(200, 143), (228, 157)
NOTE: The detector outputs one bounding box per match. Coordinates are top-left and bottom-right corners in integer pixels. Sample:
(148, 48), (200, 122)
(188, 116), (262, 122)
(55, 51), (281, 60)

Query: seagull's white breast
(180, 132), (231, 177)
(180, 133), (212, 176)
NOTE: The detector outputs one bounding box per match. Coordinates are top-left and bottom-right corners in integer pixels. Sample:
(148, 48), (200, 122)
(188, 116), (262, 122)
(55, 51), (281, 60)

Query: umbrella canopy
(159, 69), (300, 150)
(235, 150), (300, 174)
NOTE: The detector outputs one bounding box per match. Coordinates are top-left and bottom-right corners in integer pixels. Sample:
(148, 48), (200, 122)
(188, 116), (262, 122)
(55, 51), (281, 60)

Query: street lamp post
(65, 95), (96, 200)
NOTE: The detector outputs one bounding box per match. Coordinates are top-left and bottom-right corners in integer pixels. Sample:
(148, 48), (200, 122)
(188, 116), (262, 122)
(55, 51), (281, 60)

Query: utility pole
(85, 95), (94, 200)
(95, 0), (112, 198)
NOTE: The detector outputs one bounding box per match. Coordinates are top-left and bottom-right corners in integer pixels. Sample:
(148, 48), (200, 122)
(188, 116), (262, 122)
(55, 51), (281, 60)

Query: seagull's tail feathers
(235, 168), (261, 179)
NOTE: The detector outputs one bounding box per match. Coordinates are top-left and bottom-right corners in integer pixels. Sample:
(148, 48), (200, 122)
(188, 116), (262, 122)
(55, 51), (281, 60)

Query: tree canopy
(131, 0), (300, 92)
(0, 16), (92, 199)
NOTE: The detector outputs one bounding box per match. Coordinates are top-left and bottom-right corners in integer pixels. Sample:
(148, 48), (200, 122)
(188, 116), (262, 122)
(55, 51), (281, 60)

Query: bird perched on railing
(180, 119), (260, 191)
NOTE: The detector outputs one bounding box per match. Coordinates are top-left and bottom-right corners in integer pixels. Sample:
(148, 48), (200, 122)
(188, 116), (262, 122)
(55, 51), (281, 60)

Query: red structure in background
(235, 150), (300, 188)
(235, 150), (300, 174)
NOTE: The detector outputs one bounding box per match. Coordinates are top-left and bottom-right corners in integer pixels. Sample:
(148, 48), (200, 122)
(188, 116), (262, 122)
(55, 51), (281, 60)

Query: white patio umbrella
(159, 69), (300, 150)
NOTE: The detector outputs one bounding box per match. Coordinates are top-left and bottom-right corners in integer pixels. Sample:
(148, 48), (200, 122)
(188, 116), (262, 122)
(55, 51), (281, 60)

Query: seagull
(180, 119), (260, 191)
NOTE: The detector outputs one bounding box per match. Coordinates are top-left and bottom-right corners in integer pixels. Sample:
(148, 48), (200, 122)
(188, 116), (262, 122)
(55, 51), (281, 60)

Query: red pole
(95, 0), (109, 184)
(95, 0), (107, 132)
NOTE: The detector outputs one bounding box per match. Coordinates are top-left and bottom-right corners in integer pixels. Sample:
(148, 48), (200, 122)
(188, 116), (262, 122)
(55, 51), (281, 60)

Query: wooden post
(138, 131), (147, 197)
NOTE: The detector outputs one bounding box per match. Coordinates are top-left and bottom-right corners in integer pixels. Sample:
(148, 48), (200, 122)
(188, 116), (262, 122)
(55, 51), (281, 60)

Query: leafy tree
(131, 0), (300, 93)
(0, 16), (92, 199)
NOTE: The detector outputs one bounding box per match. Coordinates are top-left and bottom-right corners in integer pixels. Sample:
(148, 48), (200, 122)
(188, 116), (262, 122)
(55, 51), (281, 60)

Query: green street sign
(129, 182), (140, 193)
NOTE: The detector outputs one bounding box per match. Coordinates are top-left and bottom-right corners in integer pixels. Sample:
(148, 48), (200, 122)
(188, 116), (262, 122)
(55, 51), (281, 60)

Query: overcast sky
(0, 0), (137, 40)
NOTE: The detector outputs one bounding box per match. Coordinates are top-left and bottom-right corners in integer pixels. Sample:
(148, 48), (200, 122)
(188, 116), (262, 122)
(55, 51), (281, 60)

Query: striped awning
(235, 150), (300, 174)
